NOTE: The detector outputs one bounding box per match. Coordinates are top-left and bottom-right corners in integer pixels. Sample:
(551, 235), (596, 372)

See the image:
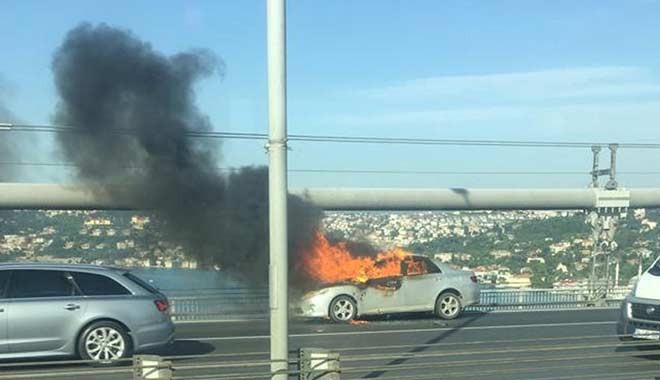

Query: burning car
(297, 254), (480, 322)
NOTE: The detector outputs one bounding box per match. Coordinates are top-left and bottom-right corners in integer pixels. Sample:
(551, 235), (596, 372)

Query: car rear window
(124, 272), (159, 294)
(9, 270), (78, 299)
(71, 272), (131, 296)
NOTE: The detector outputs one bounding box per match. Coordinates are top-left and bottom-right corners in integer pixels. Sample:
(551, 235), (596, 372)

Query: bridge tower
(587, 144), (629, 306)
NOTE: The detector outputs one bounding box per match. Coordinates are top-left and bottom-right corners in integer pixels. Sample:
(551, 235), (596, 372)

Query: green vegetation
(2, 209), (660, 287)
(409, 211), (660, 288)
(0, 210), (172, 264)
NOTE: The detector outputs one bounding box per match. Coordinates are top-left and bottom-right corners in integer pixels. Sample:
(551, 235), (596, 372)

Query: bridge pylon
(586, 145), (629, 306)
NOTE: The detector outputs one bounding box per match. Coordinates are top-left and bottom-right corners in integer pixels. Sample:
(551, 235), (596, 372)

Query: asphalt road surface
(2, 309), (659, 380)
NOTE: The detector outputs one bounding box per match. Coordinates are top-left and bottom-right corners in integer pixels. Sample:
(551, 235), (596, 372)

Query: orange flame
(300, 233), (413, 284)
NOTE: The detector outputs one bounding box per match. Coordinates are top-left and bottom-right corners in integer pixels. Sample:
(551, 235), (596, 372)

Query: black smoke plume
(0, 79), (18, 182)
(52, 23), (321, 285)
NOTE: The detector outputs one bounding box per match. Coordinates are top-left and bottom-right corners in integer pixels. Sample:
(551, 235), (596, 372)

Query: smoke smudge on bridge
(52, 23), (321, 284)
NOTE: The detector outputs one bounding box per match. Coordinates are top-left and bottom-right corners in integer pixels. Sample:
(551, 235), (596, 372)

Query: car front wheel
(436, 292), (462, 320)
(78, 321), (132, 364)
(329, 295), (357, 323)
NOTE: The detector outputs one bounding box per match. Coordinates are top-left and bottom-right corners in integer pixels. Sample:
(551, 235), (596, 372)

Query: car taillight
(470, 275), (478, 283)
(154, 299), (169, 313)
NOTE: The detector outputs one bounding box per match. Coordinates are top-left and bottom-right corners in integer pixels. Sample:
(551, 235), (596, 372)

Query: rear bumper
(462, 285), (481, 307)
(133, 318), (176, 352)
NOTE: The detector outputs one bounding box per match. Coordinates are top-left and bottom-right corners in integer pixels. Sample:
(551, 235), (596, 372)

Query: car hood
(635, 272), (660, 299)
(302, 284), (360, 300)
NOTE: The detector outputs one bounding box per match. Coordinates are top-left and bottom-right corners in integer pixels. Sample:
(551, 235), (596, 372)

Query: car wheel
(436, 292), (461, 320)
(78, 321), (132, 364)
(329, 295), (357, 323)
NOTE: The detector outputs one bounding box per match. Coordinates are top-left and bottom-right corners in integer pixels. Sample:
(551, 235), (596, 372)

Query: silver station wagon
(297, 255), (480, 322)
(0, 263), (175, 362)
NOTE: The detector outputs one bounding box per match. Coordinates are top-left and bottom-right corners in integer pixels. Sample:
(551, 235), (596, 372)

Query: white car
(618, 257), (660, 340)
(297, 255), (480, 322)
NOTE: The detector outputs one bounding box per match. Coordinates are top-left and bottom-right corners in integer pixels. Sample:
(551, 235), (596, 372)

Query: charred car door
(359, 276), (404, 315)
(399, 257), (442, 311)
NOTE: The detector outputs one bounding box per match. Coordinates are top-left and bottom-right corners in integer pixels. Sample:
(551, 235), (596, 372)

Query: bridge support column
(586, 145), (629, 306)
(133, 355), (173, 379)
(266, 0), (290, 379)
(299, 348), (341, 380)
(586, 190), (629, 306)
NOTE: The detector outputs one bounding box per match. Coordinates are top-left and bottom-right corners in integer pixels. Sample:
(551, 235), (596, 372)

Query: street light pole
(266, 0), (289, 379)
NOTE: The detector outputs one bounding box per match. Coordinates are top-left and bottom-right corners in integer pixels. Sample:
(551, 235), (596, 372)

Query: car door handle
(65, 304), (80, 311)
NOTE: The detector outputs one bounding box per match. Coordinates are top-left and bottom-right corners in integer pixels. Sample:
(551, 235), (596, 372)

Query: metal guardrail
(168, 288), (269, 321)
(469, 286), (632, 311)
(166, 286), (633, 322)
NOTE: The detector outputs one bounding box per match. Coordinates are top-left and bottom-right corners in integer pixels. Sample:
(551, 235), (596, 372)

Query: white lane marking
(192, 321), (616, 342)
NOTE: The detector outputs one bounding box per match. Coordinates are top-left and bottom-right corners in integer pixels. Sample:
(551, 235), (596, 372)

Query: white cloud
(308, 66), (660, 141)
(318, 100), (660, 143)
(354, 66), (660, 104)
(332, 100), (660, 124)
(332, 106), (526, 125)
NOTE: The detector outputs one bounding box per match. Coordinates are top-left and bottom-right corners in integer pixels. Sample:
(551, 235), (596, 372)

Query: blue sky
(1, 0), (660, 188)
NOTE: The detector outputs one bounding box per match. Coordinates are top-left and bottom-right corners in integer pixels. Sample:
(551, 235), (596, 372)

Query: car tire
(78, 321), (133, 365)
(329, 295), (357, 323)
(436, 291), (462, 320)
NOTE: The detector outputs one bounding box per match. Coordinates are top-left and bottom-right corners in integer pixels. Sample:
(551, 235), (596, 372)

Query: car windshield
(648, 259), (660, 277)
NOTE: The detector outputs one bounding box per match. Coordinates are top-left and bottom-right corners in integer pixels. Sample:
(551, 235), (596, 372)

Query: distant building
(527, 257), (546, 264)
(502, 274), (532, 288)
(84, 218), (112, 226)
(553, 279), (582, 288)
(181, 260), (198, 269)
(131, 216), (151, 230)
(549, 241), (571, 254)
(433, 253), (453, 262)
(490, 250), (512, 259)
(642, 219), (658, 231)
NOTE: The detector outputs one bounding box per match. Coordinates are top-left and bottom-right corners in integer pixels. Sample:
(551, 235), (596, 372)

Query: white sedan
(297, 255), (480, 322)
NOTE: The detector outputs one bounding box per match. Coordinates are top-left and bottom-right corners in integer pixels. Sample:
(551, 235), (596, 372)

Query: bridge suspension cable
(3, 161), (660, 177)
(4, 123), (660, 149)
